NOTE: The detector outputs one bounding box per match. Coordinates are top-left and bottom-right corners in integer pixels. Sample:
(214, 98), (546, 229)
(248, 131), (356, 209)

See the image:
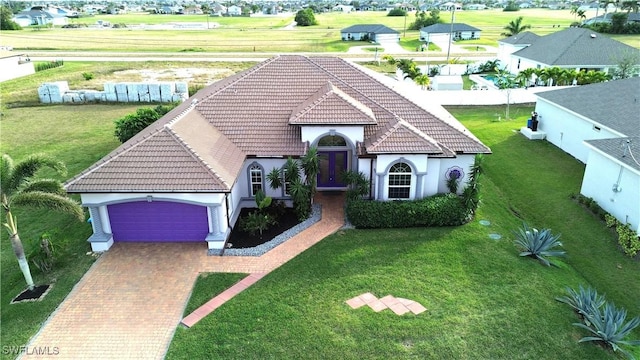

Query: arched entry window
(318, 135), (347, 147)
(388, 162), (412, 199)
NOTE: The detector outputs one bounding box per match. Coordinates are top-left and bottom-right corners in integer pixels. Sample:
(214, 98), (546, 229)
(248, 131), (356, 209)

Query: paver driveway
(24, 193), (344, 359)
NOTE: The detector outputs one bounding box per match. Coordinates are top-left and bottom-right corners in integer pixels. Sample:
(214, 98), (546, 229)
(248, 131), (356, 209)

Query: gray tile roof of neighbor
(341, 24), (399, 34)
(65, 55), (490, 193)
(585, 136), (640, 172)
(536, 77), (640, 137)
(498, 31), (540, 45)
(420, 23), (481, 34)
(512, 28), (639, 67)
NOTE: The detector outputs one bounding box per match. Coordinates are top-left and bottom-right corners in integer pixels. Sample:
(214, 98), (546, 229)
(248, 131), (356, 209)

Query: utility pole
(445, 5), (455, 75)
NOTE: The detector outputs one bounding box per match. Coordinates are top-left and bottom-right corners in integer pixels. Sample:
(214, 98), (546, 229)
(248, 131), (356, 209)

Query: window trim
(247, 163), (264, 197)
(387, 162), (413, 200)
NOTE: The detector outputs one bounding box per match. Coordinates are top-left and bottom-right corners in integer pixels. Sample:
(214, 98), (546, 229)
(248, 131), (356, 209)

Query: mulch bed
(11, 284), (52, 304)
(227, 208), (301, 249)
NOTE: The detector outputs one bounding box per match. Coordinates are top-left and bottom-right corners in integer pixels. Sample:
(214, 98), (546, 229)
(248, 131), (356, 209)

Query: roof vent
(590, 33), (597, 38)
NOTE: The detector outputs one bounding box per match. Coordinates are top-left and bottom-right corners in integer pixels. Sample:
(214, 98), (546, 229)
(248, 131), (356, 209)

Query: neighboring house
(466, 4), (487, 10)
(210, 3), (227, 16)
(13, 8), (69, 26)
(65, 55), (490, 253)
(227, 5), (242, 16)
(183, 6), (204, 15)
(497, 31), (540, 73)
(583, 12), (640, 25)
(439, 2), (462, 10)
(333, 4), (354, 12)
(532, 78), (640, 234)
(504, 28), (639, 75)
(419, 23), (482, 43)
(0, 52), (35, 82)
(341, 24), (400, 42)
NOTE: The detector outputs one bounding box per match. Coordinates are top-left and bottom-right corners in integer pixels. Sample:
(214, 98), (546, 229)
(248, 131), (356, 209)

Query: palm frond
(5, 154), (66, 193)
(0, 154), (15, 194)
(20, 179), (66, 195)
(12, 191), (84, 221)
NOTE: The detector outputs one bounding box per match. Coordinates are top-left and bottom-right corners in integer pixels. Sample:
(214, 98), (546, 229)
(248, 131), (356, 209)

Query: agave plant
(574, 302), (640, 359)
(514, 223), (566, 266)
(556, 285), (606, 324)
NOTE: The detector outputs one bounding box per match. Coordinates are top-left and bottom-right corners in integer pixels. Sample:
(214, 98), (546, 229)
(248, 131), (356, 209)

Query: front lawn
(167, 105), (639, 359)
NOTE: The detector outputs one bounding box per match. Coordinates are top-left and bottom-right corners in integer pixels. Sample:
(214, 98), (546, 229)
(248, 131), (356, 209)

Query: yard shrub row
(346, 193), (468, 229)
(35, 60), (64, 72)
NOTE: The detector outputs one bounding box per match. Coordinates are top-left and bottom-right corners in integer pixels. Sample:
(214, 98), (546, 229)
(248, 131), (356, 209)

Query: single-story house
(65, 55), (491, 253)
(341, 24), (400, 42)
(227, 5), (242, 16)
(532, 78), (640, 234)
(497, 31), (540, 73)
(466, 4), (487, 10)
(13, 9), (69, 26)
(583, 12), (640, 25)
(333, 4), (354, 12)
(0, 52), (35, 82)
(502, 28), (639, 75)
(419, 23), (482, 43)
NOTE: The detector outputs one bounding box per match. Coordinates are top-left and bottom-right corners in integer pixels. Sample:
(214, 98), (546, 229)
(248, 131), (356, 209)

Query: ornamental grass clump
(514, 223), (565, 266)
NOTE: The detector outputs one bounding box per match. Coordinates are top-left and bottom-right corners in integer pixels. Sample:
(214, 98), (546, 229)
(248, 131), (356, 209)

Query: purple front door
(317, 151), (348, 187)
(108, 201), (208, 242)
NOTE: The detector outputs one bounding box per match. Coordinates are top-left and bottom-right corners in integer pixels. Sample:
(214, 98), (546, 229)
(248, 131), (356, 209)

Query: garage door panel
(108, 201), (208, 242)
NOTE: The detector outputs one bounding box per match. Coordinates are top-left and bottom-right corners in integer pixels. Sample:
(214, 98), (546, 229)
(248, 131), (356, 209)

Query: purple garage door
(107, 201), (208, 242)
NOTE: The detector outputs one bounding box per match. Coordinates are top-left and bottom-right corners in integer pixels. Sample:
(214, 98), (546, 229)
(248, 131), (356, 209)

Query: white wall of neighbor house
(535, 98), (622, 163)
(581, 148), (640, 235)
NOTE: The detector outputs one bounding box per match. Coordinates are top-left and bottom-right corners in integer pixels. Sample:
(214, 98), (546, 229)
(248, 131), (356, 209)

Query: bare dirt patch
(111, 68), (234, 85)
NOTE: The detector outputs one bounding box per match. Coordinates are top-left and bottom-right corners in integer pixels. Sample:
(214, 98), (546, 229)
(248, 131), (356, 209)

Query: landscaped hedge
(346, 193), (468, 229)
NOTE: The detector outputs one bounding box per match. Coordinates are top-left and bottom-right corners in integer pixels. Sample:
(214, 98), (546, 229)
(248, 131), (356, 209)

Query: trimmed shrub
(346, 193), (468, 229)
(35, 60), (64, 72)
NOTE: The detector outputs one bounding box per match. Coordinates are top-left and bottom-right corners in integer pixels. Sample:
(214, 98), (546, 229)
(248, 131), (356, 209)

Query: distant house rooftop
(341, 24), (399, 34)
(420, 23), (481, 33)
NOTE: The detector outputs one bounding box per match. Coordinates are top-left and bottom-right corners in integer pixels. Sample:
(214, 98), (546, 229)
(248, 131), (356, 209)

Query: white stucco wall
(301, 126), (363, 146)
(437, 156), (475, 194)
(581, 148), (640, 234)
(535, 98), (623, 163)
(375, 154), (428, 200)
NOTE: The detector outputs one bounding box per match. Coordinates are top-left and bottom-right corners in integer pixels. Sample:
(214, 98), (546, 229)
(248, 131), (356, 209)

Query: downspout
(220, 192), (232, 256)
(369, 158), (374, 200)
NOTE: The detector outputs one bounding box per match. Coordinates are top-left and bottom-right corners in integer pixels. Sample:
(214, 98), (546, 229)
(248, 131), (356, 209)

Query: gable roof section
(367, 119), (443, 154)
(498, 31), (540, 45)
(585, 137), (640, 172)
(341, 24), (399, 34)
(420, 23), (481, 33)
(512, 28), (638, 67)
(536, 77), (640, 137)
(289, 82), (377, 125)
(66, 55), (490, 193)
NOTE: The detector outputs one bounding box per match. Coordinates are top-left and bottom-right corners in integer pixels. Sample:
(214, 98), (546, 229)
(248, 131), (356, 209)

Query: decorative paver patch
(346, 293), (427, 315)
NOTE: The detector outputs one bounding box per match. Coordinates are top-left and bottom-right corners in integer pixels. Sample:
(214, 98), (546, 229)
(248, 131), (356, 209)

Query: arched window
(318, 135), (347, 147)
(249, 164), (263, 196)
(388, 162), (412, 199)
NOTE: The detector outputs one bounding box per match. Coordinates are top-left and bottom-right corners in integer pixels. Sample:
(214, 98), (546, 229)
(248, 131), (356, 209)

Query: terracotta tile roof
(289, 82), (377, 125)
(65, 55), (490, 193)
(367, 119), (443, 154)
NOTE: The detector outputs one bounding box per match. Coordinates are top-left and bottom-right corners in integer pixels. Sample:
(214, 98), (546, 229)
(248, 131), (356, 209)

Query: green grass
(3, 10), (637, 52)
(183, 273), (247, 316)
(166, 105), (639, 359)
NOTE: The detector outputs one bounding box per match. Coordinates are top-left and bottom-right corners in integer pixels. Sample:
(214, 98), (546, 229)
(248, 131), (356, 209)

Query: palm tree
(414, 74), (430, 90)
(501, 16), (532, 37)
(300, 146), (319, 197)
(515, 68), (536, 87)
(1, 154), (84, 290)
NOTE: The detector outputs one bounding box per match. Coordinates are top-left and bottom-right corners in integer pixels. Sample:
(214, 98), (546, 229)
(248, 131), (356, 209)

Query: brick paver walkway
(346, 292), (427, 315)
(24, 193), (344, 359)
